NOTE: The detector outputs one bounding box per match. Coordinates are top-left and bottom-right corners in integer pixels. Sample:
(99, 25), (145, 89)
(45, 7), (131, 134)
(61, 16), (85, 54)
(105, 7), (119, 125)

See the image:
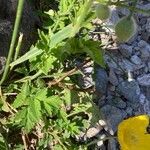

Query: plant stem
(87, 136), (117, 146)
(71, 0), (93, 36)
(0, 0), (25, 85)
(14, 33), (23, 61)
(21, 131), (28, 150)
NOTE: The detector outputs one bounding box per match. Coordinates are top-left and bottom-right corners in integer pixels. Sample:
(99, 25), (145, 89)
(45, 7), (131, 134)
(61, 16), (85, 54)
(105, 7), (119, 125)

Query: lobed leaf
(12, 82), (30, 108)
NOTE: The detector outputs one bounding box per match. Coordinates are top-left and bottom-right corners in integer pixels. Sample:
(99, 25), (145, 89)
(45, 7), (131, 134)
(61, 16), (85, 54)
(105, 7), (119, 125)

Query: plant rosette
(118, 115), (150, 150)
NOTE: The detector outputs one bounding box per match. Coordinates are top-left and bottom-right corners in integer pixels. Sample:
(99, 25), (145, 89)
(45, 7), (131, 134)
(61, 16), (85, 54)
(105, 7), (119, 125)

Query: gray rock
(0, 20), (12, 56)
(100, 105), (127, 132)
(130, 55), (142, 65)
(137, 74), (150, 87)
(121, 59), (135, 71)
(104, 55), (118, 70)
(139, 94), (146, 104)
(134, 51), (141, 57)
(144, 67), (149, 73)
(109, 7), (120, 25)
(118, 7), (130, 16)
(145, 44), (150, 53)
(109, 69), (119, 86)
(0, 0), (6, 19)
(148, 62), (150, 72)
(126, 101), (140, 111)
(119, 44), (133, 58)
(0, 0), (39, 56)
(134, 63), (146, 71)
(0, 57), (6, 74)
(103, 6), (120, 33)
(134, 46), (140, 51)
(117, 81), (140, 103)
(145, 18), (150, 33)
(137, 3), (150, 17)
(145, 87), (150, 101)
(141, 48), (150, 61)
(109, 85), (116, 92)
(138, 40), (149, 48)
(108, 97), (126, 109)
(108, 139), (118, 150)
(125, 107), (133, 116)
(141, 31), (150, 42)
(138, 17), (147, 26)
(138, 41), (150, 60)
(95, 67), (108, 94)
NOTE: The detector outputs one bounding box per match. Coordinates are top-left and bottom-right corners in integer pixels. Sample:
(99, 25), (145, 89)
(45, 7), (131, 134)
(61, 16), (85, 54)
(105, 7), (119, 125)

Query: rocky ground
(80, 1), (150, 149)
(91, 1), (150, 150)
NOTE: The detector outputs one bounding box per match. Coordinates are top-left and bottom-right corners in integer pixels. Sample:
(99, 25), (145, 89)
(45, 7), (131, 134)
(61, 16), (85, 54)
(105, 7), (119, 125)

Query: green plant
(115, 16), (137, 42)
(95, 4), (110, 20)
(0, 0), (149, 149)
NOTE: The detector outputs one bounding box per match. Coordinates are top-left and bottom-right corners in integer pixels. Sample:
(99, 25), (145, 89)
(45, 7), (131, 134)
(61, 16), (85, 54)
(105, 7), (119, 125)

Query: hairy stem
(14, 33), (23, 61)
(0, 0), (25, 85)
(71, 0), (93, 36)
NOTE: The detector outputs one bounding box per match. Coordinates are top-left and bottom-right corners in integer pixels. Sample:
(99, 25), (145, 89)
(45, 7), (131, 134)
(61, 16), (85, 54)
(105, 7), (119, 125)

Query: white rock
(86, 126), (103, 138)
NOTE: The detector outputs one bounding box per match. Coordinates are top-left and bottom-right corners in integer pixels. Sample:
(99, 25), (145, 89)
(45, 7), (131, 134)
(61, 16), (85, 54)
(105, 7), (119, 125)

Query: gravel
(100, 105), (127, 132)
(117, 81), (141, 102)
(131, 55), (142, 65)
(137, 74), (150, 87)
(95, 67), (108, 94)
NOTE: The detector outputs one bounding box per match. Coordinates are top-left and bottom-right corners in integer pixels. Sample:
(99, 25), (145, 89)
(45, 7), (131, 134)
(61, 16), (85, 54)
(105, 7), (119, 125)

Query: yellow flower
(118, 115), (150, 150)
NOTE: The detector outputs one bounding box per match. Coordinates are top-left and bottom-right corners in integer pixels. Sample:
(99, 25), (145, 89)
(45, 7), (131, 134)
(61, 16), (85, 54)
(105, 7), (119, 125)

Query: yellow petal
(118, 115), (150, 150)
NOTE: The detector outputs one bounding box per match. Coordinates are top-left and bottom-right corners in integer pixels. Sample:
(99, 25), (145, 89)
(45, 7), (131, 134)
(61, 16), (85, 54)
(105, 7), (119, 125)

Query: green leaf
(24, 99), (41, 133)
(0, 96), (10, 112)
(43, 101), (53, 116)
(69, 102), (92, 117)
(14, 107), (27, 123)
(14, 99), (42, 133)
(83, 40), (105, 67)
(62, 38), (84, 54)
(12, 82), (30, 108)
(45, 96), (62, 109)
(13, 144), (24, 150)
(62, 89), (71, 107)
(10, 46), (43, 68)
(43, 96), (62, 116)
(0, 134), (9, 150)
(39, 55), (57, 74)
(54, 145), (64, 150)
(50, 24), (73, 49)
(61, 38), (105, 67)
(35, 88), (47, 101)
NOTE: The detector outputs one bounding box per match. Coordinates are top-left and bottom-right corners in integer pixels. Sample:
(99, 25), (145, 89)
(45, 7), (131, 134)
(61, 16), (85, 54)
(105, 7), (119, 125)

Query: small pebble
(131, 55), (142, 65)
